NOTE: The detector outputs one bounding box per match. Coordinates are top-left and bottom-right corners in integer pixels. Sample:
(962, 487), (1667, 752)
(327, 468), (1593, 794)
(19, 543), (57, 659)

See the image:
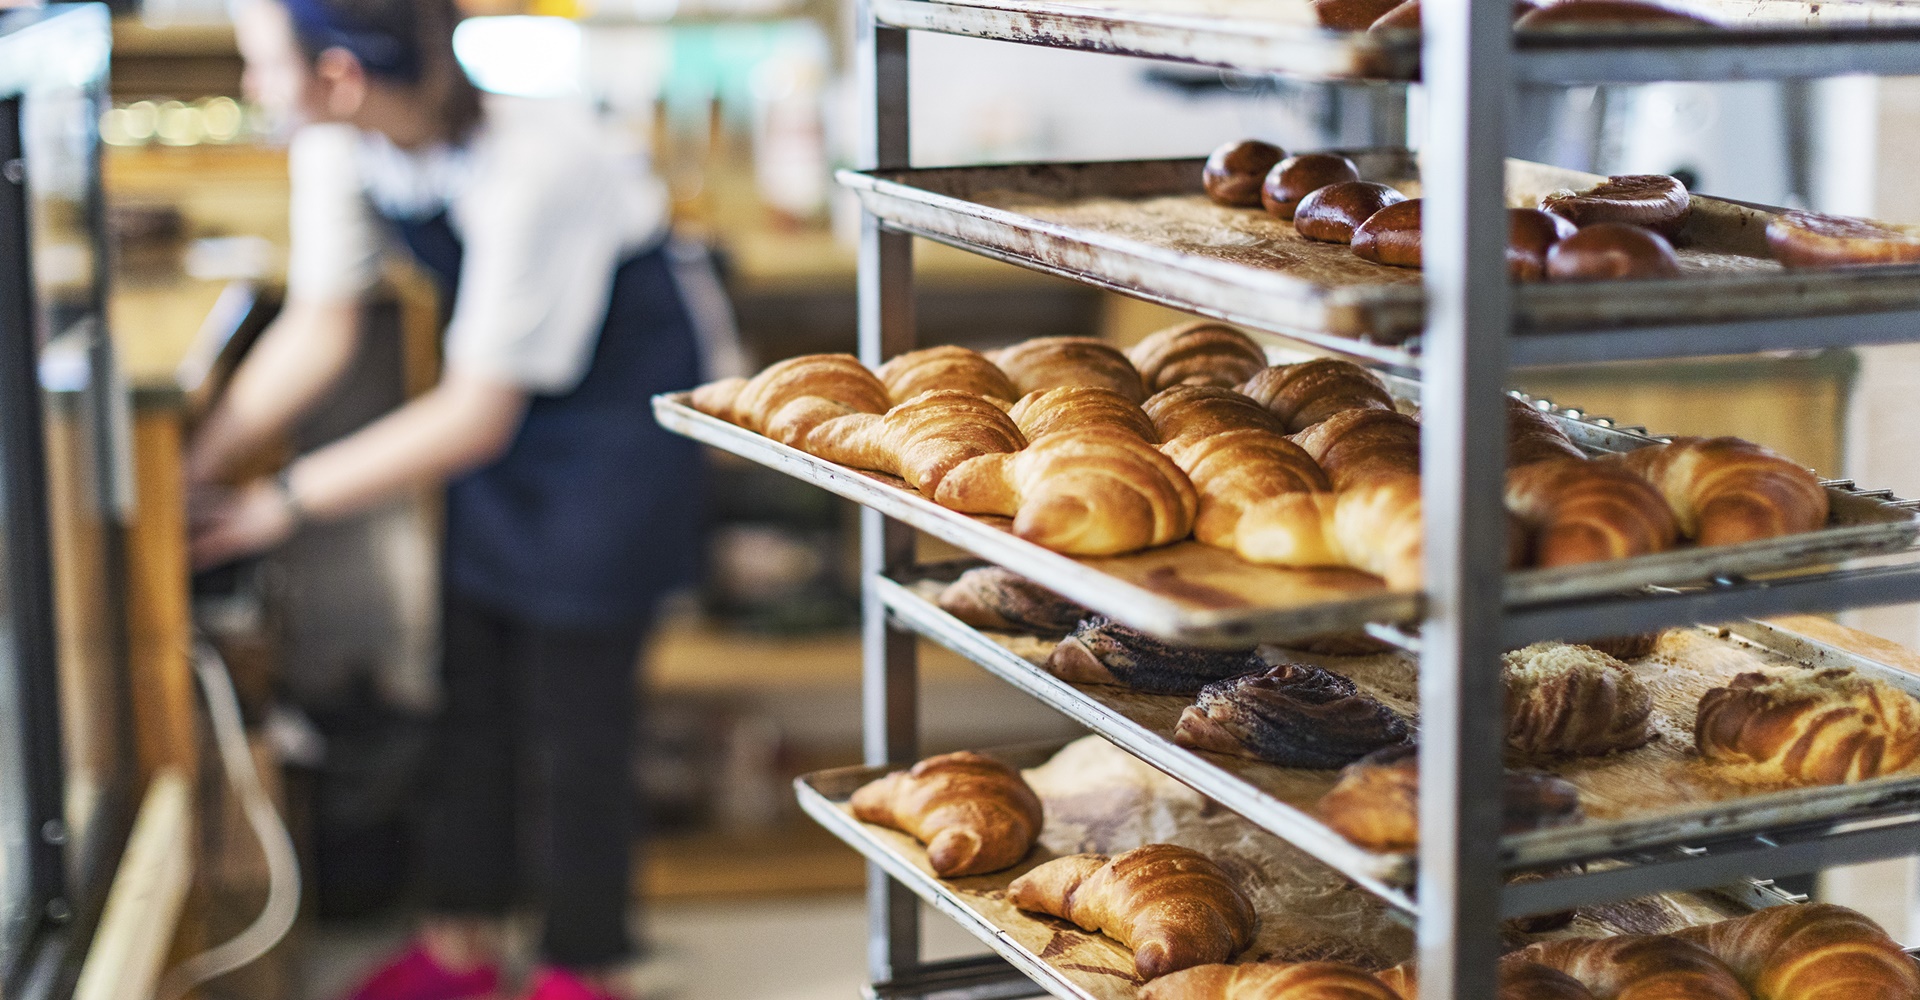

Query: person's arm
(189, 368), (527, 570)
(184, 296), (363, 485)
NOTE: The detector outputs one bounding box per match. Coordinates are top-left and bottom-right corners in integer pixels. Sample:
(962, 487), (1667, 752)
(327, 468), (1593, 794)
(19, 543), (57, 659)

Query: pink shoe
(344, 943), (500, 1000)
(522, 968), (625, 1000)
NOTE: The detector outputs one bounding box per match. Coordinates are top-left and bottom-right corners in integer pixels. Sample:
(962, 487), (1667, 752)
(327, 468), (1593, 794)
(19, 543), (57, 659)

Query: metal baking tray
(653, 391), (1918, 646)
(870, 0), (1920, 85)
(839, 155), (1920, 367)
(882, 573), (1920, 890)
(799, 741), (1793, 1000)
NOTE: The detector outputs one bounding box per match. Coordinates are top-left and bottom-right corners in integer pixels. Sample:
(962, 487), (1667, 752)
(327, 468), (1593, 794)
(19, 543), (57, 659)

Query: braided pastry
(1506, 458), (1678, 567)
(1048, 615), (1265, 694)
(1007, 843), (1257, 981)
(1673, 903), (1920, 1000)
(1514, 935), (1749, 1000)
(1242, 359), (1397, 433)
(1127, 322), (1270, 393)
(1605, 436), (1829, 546)
(1144, 385), (1287, 447)
(1696, 668), (1920, 784)
(935, 427), (1197, 555)
(1291, 408), (1421, 491)
(875, 345), (1017, 404)
(851, 750), (1043, 878)
(1503, 642), (1655, 756)
(935, 566), (1087, 636)
(806, 390), (1027, 494)
(692, 353), (891, 446)
(1143, 962), (1403, 1000)
(1009, 386), (1158, 444)
(1174, 661), (1408, 767)
(988, 336), (1148, 403)
(1316, 744), (1584, 851)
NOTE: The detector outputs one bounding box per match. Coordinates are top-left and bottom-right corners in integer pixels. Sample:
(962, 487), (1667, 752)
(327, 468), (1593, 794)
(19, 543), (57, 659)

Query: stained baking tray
(652, 391), (1919, 646)
(881, 572), (1920, 890)
(798, 739), (1788, 999)
(838, 155), (1920, 367)
(870, 0), (1920, 85)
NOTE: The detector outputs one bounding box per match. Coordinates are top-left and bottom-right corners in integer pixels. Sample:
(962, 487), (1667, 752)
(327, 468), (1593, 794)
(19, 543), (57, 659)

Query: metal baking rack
(650, 0), (1920, 994)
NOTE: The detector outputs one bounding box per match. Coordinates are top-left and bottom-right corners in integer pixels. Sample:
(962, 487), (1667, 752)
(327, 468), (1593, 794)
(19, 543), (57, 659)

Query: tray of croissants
(899, 563), (1920, 880)
(655, 323), (1918, 646)
(799, 737), (1920, 1000)
(836, 148), (1920, 352)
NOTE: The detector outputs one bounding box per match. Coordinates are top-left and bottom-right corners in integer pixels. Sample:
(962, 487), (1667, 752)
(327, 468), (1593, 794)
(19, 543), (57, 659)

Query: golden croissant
(1376, 960), (1600, 1000)
(1229, 477), (1425, 590)
(934, 427), (1198, 556)
(1143, 961), (1403, 1000)
(1513, 935), (1750, 1000)
(987, 336), (1148, 403)
(1696, 667), (1920, 784)
(850, 750), (1043, 878)
(1127, 321), (1269, 393)
(1673, 903), (1920, 1000)
(1507, 396), (1588, 466)
(875, 344), (1017, 404)
(1291, 408), (1421, 491)
(1605, 436), (1829, 545)
(1009, 386), (1158, 444)
(1241, 359), (1396, 432)
(805, 390), (1027, 494)
(690, 353), (891, 446)
(1007, 843), (1256, 981)
(1505, 458), (1678, 567)
(1160, 427), (1330, 550)
(1143, 385), (1286, 447)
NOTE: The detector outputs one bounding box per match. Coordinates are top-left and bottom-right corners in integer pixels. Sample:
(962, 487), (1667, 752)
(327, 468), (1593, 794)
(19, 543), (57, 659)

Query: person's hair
(282, 0), (483, 141)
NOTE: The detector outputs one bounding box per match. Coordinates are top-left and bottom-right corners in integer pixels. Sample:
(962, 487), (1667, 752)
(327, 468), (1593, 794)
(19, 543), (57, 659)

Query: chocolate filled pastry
(1316, 744), (1584, 851)
(1351, 198), (1423, 268)
(1508, 208), (1581, 281)
(1516, 0), (1712, 27)
(1503, 642), (1655, 757)
(1368, 0), (1541, 31)
(1260, 152), (1361, 221)
(1696, 668), (1920, 784)
(1295, 181), (1409, 245)
(935, 566), (1088, 636)
(1313, 0), (1406, 29)
(1203, 139), (1285, 209)
(1173, 661), (1408, 768)
(1127, 322), (1269, 393)
(1048, 615), (1266, 694)
(1540, 174), (1692, 237)
(1767, 209), (1920, 269)
(1546, 223), (1682, 281)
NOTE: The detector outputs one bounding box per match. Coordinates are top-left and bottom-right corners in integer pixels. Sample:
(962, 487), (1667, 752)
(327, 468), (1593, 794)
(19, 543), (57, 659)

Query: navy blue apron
(388, 212), (704, 628)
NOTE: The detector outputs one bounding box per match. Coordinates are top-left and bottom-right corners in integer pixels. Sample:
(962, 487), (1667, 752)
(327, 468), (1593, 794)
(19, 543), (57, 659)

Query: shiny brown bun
(1369, 0), (1541, 30)
(1540, 173), (1692, 237)
(1204, 139), (1285, 208)
(1767, 210), (1920, 269)
(1545, 223), (1682, 282)
(1261, 153), (1361, 221)
(1509, 207), (1581, 281)
(1352, 198), (1423, 268)
(1295, 181), (1409, 245)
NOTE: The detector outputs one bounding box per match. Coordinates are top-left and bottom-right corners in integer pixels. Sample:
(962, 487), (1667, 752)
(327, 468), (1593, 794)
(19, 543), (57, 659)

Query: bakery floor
(294, 896), (999, 1000)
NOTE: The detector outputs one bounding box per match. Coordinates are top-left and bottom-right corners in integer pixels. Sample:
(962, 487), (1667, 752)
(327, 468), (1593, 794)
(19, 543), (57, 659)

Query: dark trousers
(424, 592), (648, 969)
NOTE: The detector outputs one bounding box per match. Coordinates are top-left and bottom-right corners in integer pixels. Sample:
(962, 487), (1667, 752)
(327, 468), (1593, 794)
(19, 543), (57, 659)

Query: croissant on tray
(935, 427), (1198, 556)
(691, 353), (891, 446)
(805, 390), (1027, 494)
(875, 344), (1017, 404)
(1376, 960), (1600, 1000)
(935, 566), (1088, 636)
(1143, 961), (1404, 1000)
(1673, 902), (1920, 1000)
(1604, 436), (1829, 545)
(1007, 843), (1257, 981)
(1048, 615), (1266, 694)
(1127, 322), (1270, 393)
(1229, 477), (1426, 590)
(1316, 744), (1584, 851)
(1143, 385), (1287, 446)
(1009, 386), (1159, 444)
(1290, 407), (1421, 491)
(988, 336), (1148, 403)
(1695, 667), (1920, 784)
(1162, 427), (1332, 549)
(1241, 358), (1398, 433)
(1505, 458), (1679, 567)
(851, 750), (1044, 878)
(1507, 396), (1588, 466)
(1513, 935), (1749, 1000)
(1173, 661), (1408, 768)
(1503, 642), (1655, 756)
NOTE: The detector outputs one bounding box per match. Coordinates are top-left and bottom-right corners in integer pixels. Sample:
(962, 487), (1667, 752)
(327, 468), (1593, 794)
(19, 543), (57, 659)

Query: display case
(0, 5), (137, 994)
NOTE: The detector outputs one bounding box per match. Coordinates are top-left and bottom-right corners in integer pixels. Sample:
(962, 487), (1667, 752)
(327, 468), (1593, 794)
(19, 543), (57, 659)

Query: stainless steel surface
(880, 575), (1920, 907)
(838, 158), (1920, 364)
(877, 573), (1423, 906)
(859, 11), (922, 987)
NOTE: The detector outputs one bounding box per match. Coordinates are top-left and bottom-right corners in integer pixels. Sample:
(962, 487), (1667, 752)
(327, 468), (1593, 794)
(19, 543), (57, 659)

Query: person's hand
(189, 477), (297, 571)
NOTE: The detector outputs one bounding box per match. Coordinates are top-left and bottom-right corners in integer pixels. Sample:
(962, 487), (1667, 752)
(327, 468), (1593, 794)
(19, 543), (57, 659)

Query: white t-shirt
(286, 95), (672, 395)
